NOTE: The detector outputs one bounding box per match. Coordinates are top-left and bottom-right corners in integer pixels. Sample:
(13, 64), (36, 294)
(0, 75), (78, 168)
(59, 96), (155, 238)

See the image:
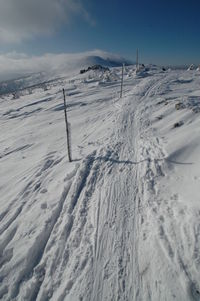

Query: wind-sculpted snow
(1, 65), (200, 300)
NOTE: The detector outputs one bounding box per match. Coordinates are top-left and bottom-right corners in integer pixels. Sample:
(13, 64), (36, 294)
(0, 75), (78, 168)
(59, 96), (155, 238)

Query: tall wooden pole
(120, 63), (124, 98)
(63, 88), (72, 162)
(136, 48), (139, 71)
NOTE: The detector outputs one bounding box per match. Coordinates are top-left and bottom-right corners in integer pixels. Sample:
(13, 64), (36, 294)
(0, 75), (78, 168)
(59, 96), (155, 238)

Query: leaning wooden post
(62, 88), (72, 162)
(120, 63), (124, 98)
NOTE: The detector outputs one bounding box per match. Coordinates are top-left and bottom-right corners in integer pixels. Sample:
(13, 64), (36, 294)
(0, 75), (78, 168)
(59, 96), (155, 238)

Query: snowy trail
(89, 75), (170, 301)
(88, 72), (200, 301)
(1, 68), (200, 300)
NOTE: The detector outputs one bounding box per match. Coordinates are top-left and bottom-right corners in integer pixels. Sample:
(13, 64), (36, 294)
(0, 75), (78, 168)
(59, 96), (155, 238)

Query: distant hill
(0, 50), (132, 95)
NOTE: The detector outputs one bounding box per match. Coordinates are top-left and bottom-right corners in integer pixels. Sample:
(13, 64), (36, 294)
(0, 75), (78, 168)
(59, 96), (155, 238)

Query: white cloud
(0, 0), (93, 43)
(0, 50), (125, 81)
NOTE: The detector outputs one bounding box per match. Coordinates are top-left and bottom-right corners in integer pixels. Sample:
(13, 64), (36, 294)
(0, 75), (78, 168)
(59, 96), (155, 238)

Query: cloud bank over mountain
(0, 50), (130, 81)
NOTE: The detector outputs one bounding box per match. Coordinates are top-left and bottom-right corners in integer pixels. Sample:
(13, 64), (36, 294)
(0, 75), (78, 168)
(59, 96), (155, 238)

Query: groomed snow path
(1, 69), (200, 301)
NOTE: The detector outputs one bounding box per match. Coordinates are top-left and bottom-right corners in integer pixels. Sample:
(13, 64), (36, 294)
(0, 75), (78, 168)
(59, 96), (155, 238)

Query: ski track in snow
(1, 67), (200, 300)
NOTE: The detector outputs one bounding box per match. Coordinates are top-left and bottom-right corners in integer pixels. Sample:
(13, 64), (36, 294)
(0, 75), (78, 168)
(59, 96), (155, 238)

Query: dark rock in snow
(175, 102), (185, 110)
(173, 121), (184, 128)
(80, 65), (110, 74)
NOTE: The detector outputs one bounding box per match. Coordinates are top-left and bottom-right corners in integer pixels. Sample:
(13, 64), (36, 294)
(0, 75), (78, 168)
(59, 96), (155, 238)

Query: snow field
(0, 66), (200, 300)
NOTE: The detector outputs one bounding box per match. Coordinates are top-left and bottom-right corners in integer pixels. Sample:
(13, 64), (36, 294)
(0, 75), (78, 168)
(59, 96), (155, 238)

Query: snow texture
(1, 60), (200, 301)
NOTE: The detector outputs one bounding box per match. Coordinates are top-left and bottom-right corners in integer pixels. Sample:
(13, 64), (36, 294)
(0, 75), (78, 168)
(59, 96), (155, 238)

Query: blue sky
(0, 0), (200, 65)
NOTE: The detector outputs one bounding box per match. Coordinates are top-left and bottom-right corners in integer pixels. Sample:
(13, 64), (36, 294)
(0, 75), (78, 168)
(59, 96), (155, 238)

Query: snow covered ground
(1, 63), (200, 301)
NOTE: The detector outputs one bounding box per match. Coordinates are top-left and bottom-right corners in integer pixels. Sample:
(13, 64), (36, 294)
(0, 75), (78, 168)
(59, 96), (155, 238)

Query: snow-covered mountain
(1, 64), (200, 301)
(0, 50), (132, 95)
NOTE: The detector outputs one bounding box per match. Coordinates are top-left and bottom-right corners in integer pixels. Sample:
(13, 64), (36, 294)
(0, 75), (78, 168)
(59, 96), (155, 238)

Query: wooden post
(120, 63), (124, 98)
(136, 48), (139, 71)
(63, 88), (72, 162)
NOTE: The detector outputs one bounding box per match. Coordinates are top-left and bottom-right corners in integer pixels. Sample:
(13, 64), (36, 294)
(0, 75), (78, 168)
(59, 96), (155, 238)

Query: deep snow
(1, 63), (200, 301)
